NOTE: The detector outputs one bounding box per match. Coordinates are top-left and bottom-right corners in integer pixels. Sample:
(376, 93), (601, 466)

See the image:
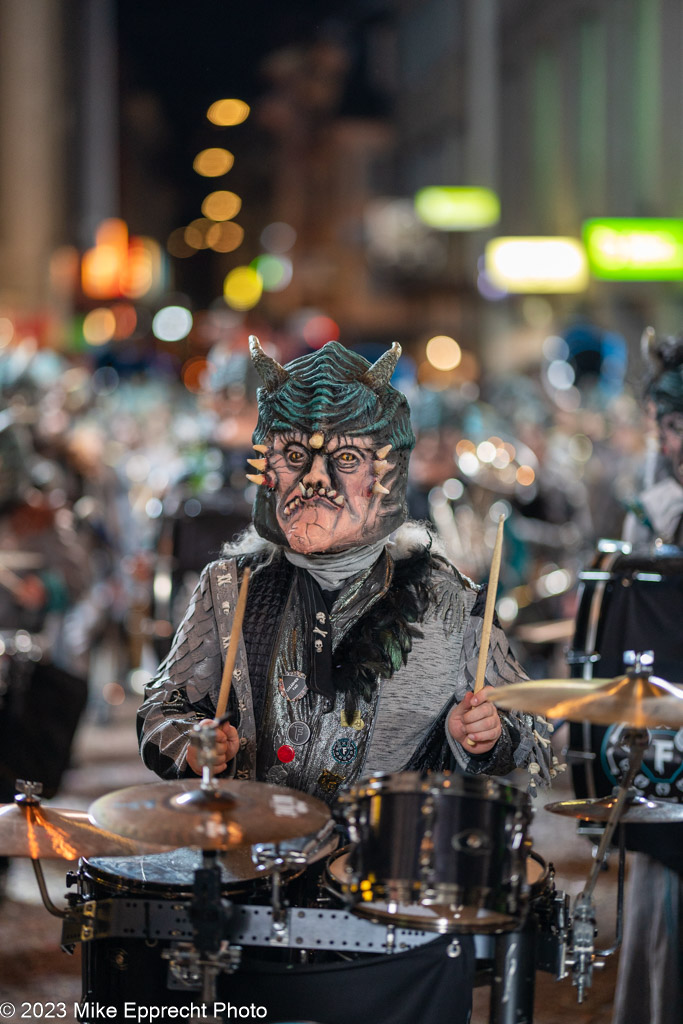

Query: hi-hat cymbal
(0, 803), (171, 859)
(545, 795), (683, 824)
(490, 673), (683, 728)
(89, 780), (331, 850)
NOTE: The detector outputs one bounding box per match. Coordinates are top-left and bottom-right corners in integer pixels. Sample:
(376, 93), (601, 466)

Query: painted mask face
(247, 337), (414, 552)
(264, 431), (393, 554)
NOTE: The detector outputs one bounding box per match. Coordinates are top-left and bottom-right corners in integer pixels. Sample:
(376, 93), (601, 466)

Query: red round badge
(277, 744), (296, 764)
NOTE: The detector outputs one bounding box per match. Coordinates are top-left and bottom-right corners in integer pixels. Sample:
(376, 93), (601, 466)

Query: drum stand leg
(489, 925), (537, 1024)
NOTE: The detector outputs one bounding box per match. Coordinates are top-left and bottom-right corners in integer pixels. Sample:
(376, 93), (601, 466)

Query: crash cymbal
(545, 795), (683, 824)
(489, 673), (683, 728)
(0, 803), (171, 859)
(89, 780), (331, 850)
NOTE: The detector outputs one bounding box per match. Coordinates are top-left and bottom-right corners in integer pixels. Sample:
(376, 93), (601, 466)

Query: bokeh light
(167, 228), (196, 259)
(303, 315), (340, 348)
(425, 335), (462, 371)
(251, 254), (293, 292)
(82, 307), (116, 345)
(208, 222), (244, 253)
(223, 267), (263, 310)
(152, 305), (193, 342)
(206, 98), (250, 126)
(182, 357), (210, 393)
(260, 222), (297, 253)
(414, 186), (500, 230)
(0, 318), (14, 349)
(516, 465), (536, 486)
(485, 237), (589, 293)
(201, 190), (242, 221)
(193, 148), (235, 177)
(184, 218), (221, 250)
(111, 302), (137, 340)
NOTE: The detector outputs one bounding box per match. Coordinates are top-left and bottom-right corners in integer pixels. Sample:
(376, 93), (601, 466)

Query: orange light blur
(207, 98), (250, 126)
(516, 466), (536, 486)
(167, 228), (196, 259)
(201, 191), (242, 222)
(193, 148), (234, 177)
(302, 316), (340, 348)
(111, 302), (138, 340)
(208, 222), (244, 253)
(182, 357), (210, 393)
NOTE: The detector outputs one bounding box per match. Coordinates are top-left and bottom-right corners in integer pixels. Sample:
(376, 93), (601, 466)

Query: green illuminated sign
(583, 218), (683, 280)
(414, 187), (500, 230)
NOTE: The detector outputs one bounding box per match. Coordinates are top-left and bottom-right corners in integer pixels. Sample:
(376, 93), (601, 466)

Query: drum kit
(2, 652), (683, 1023)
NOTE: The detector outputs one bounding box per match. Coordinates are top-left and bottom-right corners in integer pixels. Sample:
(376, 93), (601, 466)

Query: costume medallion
(318, 769), (345, 794)
(340, 710), (364, 730)
(278, 671), (308, 702)
(277, 744), (296, 764)
(266, 764), (289, 785)
(331, 737), (357, 764)
(287, 721), (311, 745)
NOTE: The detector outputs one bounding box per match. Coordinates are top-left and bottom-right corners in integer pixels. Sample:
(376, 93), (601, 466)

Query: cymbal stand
(163, 727), (240, 1015)
(569, 726), (648, 1002)
(14, 781), (72, 920)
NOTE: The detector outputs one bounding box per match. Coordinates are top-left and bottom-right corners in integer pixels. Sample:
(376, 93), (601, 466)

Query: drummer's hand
(448, 686), (502, 755)
(186, 719), (240, 776)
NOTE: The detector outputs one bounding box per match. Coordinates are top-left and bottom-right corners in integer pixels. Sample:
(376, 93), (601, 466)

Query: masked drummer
(137, 338), (555, 796)
(136, 339), (557, 1024)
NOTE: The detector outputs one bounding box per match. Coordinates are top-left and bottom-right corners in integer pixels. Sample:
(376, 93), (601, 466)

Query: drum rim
(341, 769), (528, 807)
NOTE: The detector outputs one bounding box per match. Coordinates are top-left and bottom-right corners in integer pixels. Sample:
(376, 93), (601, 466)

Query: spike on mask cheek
(247, 458), (267, 471)
(246, 473), (267, 486)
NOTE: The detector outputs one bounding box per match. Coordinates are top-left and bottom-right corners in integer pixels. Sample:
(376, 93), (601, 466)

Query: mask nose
(302, 452), (332, 493)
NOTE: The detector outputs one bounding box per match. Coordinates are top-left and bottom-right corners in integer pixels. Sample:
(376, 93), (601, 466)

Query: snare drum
(326, 846), (548, 934)
(335, 771), (533, 933)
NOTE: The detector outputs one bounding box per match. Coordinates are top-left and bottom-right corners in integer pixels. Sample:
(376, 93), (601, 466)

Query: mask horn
(249, 335), (289, 391)
(361, 342), (401, 389)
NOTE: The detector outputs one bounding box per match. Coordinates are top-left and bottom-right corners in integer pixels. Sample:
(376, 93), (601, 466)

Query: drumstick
(215, 567), (251, 719)
(473, 514), (505, 695)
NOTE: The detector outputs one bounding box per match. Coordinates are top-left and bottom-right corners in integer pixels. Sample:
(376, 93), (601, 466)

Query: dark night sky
(116, 1), (349, 125)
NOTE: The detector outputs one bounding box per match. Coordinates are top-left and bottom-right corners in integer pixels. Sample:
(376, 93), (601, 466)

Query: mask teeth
(375, 443), (392, 460)
(247, 458), (267, 471)
(327, 489), (337, 498)
(372, 481), (390, 495)
(306, 486), (314, 498)
(246, 473), (266, 485)
(253, 444), (268, 454)
(298, 481), (307, 496)
(333, 494), (345, 506)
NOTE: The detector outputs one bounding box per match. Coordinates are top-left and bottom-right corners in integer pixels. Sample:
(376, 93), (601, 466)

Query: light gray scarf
(284, 539), (387, 590)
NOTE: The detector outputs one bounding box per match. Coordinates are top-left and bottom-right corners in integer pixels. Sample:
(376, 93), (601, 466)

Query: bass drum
(567, 542), (683, 805)
(78, 834), (337, 1007)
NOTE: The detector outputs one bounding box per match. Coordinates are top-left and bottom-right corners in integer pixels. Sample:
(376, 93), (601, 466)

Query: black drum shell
(337, 771), (532, 931)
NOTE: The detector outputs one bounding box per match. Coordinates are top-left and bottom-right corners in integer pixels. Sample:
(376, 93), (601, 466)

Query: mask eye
(286, 449), (306, 465)
(334, 450), (361, 469)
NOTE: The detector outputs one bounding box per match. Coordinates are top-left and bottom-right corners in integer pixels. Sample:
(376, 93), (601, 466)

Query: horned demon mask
(246, 336), (415, 554)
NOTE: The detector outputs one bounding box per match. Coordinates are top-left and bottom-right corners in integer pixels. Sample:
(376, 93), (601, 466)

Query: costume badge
(332, 737), (357, 764)
(340, 710), (364, 731)
(287, 721), (311, 745)
(266, 764), (289, 785)
(278, 671), (308, 701)
(318, 769), (345, 794)
(277, 744), (296, 763)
